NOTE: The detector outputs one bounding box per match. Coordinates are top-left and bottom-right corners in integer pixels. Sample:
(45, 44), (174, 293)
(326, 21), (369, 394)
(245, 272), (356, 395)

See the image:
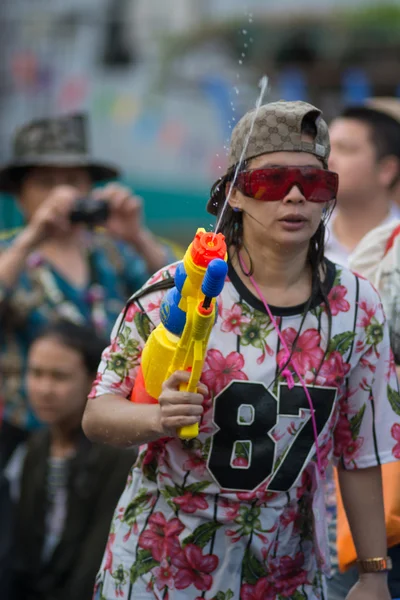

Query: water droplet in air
(238, 60), (243, 65)
(241, 53), (246, 57)
(250, 38), (254, 43)
(236, 73), (240, 79)
(242, 29), (247, 34)
(244, 43), (248, 48)
(234, 86), (239, 95)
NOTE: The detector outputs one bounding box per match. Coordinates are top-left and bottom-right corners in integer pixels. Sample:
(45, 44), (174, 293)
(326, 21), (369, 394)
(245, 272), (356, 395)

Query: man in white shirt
(326, 99), (400, 267)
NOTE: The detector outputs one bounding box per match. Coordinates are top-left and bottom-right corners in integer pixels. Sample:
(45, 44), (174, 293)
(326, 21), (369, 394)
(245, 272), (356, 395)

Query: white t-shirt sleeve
(333, 281), (400, 470)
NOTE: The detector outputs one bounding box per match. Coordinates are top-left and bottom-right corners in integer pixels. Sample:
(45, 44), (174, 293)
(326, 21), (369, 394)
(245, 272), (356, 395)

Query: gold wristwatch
(356, 557), (393, 573)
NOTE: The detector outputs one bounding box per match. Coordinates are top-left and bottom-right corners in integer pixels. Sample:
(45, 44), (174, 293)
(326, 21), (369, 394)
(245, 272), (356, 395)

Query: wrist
(150, 404), (166, 439)
(15, 226), (40, 254)
(358, 571), (388, 582)
(130, 228), (153, 251)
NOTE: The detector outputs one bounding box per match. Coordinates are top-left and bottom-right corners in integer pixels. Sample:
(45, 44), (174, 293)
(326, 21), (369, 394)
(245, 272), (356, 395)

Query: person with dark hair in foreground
(326, 103), (400, 267)
(83, 101), (398, 599)
(5, 321), (136, 600)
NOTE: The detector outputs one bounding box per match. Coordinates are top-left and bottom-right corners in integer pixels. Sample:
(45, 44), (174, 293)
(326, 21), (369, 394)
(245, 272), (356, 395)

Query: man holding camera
(0, 113), (180, 465)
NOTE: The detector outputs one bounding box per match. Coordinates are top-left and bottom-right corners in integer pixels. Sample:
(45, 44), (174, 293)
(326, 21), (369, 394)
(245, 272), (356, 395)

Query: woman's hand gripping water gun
(130, 228), (228, 439)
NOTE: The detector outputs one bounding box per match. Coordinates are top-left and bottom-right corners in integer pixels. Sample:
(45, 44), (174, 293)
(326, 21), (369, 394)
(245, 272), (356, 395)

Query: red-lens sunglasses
(235, 166), (338, 203)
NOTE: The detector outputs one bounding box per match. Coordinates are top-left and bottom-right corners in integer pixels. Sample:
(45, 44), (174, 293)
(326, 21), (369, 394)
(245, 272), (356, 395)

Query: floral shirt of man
(90, 259), (400, 600)
(0, 229), (180, 431)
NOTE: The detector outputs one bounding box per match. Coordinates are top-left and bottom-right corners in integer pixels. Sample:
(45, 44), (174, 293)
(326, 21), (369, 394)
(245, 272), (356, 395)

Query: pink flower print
(124, 303), (141, 322)
(328, 285), (350, 316)
(232, 457), (249, 467)
(202, 349), (248, 396)
(221, 304), (250, 336)
(296, 470), (313, 499)
(358, 301), (376, 328)
(173, 492), (209, 514)
(88, 372), (103, 398)
(317, 351), (351, 387)
(343, 436), (364, 460)
(236, 487), (278, 506)
(391, 424), (400, 459)
(153, 560), (177, 590)
(183, 452), (207, 477)
(318, 436), (333, 471)
(138, 512), (184, 561)
(104, 532), (116, 572)
(143, 440), (165, 466)
(333, 415), (353, 459)
(147, 296), (162, 317)
(280, 505), (299, 529)
(277, 328), (324, 376)
(271, 552), (308, 595)
(387, 350), (396, 381)
(219, 498), (240, 520)
(241, 577), (276, 600)
(172, 544), (219, 591)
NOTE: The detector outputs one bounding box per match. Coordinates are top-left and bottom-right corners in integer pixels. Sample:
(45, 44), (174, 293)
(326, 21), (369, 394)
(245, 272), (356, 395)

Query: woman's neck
(230, 240), (312, 307)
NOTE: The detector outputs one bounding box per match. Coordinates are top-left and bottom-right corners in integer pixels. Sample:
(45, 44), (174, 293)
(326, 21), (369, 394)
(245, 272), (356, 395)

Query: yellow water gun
(130, 228), (227, 439)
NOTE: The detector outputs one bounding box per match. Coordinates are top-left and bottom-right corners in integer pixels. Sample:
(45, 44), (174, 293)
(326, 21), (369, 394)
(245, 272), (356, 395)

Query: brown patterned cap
(207, 100), (330, 215)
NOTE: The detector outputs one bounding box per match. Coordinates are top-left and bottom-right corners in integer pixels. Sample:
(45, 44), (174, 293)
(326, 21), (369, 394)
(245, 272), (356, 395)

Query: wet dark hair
(341, 106), (400, 189)
(211, 113), (334, 376)
(32, 320), (107, 376)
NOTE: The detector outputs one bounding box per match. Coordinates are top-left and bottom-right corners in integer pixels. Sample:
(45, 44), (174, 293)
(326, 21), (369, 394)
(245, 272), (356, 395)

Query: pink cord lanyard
(238, 253), (323, 476)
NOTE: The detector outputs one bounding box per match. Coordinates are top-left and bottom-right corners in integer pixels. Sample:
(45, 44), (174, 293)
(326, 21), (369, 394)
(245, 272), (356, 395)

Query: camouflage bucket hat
(0, 113), (120, 193)
(207, 100), (331, 216)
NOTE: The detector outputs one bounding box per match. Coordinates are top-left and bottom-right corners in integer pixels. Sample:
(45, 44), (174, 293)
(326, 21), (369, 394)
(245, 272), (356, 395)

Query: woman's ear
(225, 182), (242, 211)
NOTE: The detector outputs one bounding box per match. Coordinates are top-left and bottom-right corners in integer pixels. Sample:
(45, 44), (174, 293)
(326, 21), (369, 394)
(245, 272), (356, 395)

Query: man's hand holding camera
(23, 185), (80, 250)
(92, 183), (145, 245)
(20, 182), (168, 273)
(22, 183), (144, 248)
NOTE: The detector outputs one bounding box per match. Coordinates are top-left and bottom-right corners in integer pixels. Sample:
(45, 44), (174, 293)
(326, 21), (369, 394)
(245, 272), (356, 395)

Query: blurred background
(1, 0), (400, 244)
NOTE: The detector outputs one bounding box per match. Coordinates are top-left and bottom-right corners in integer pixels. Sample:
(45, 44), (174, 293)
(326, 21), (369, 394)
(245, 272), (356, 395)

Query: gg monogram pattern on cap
(207, 100), (330, 215)
(228, 100), (330, 169)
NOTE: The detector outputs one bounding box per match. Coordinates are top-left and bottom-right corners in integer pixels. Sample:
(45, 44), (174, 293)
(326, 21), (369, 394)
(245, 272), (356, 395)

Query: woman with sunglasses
(83, 101), (398, 600)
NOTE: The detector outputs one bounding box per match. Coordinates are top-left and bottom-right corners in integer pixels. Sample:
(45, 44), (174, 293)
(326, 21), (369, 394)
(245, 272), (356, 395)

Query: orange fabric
(384, 224), (400, 255)
(336, 463), (400, 572)
(130, 365), (158, 404)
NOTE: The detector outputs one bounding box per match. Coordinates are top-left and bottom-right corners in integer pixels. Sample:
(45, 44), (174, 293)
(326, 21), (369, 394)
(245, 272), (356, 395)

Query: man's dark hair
(341, 106), (400, 188)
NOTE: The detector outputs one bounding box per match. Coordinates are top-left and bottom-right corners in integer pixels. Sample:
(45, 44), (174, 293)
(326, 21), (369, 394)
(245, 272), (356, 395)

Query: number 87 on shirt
(130, 228), (228, 440)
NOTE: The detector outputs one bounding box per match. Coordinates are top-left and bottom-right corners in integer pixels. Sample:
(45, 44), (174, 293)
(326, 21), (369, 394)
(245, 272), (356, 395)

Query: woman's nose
(282, 184), (306, 203)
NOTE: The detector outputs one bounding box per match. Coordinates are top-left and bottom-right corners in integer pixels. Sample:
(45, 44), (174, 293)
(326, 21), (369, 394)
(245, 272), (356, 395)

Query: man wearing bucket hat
(83, 100), (396, 600)
(0, 113), (179, 466)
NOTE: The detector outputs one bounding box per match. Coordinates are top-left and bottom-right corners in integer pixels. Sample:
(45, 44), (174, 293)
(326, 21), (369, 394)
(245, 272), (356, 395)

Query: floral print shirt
(90, 259), (400, 600)
(0, 229), (179, 431)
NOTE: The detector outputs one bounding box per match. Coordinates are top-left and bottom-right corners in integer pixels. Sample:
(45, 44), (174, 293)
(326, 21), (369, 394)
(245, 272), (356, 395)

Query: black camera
(69, 198), (110, 226)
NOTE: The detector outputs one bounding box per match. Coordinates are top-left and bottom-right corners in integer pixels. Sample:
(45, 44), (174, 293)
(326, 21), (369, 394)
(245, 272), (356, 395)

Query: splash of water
(214, 75), (269, 235)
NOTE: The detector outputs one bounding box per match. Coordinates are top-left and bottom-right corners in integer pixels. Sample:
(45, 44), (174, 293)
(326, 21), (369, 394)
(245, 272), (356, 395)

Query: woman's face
(27, 336), (92, 427)
(229, 151), (328, 252)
